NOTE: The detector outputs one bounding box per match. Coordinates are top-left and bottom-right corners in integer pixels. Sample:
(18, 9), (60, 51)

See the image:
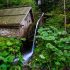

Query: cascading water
(23, 13), (44, 64)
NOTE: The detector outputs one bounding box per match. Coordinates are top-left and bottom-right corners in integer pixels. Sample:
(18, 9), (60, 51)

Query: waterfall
(23, 13), (44, 64)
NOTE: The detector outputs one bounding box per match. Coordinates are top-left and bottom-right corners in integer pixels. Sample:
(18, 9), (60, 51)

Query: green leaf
(6, 41), (13, 46)
(39, 54), (45, 59)
(55, 61), (60, 66)
(0, 64), (7, 70)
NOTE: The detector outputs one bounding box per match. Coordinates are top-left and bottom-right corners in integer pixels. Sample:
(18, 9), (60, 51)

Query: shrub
(45, 14), (64, 29)
(29, 26), (70, 70)
(0, 37), (25, 70)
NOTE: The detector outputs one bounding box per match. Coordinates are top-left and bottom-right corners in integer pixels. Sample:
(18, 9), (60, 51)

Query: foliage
(37, 0), (60, 12)
(0, 0), (37, 11)
(0, 37), (25, 70)
(29, 26), (70, 70)
(24, 0), (37, 11)
(35, 0), (69, 12)
(0, 0), (22, 8)
(45, 14), (64, 29)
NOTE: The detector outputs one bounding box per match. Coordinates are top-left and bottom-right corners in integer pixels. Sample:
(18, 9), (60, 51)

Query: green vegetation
(0, 0), (36, 11)
(29, 26), (70, 70)
(0, 0), (70, 70)
(45, 14), (64, 29)
(29, 0), (70, 67)
(0, 0), (21, 8)
(0, 37), (25, 70)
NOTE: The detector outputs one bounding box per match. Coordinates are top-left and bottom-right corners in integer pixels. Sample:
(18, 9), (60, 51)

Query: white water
(23, 13), (44, 64)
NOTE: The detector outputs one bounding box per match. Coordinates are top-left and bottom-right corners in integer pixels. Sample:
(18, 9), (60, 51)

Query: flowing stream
(23, 13), (44, 64)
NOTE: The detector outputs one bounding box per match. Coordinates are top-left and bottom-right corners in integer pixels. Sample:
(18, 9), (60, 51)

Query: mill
(0, 7), (34, 37)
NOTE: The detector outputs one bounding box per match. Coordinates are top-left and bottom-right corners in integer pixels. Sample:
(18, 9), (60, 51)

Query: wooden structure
(0, 7), (34, 37)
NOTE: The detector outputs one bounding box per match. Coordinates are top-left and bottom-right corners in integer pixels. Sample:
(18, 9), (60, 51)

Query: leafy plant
(29, 26), (70, 70)
(0, 0), (37, 11)
(45, 14), (64, 29)
(0, 37), (25, 70)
